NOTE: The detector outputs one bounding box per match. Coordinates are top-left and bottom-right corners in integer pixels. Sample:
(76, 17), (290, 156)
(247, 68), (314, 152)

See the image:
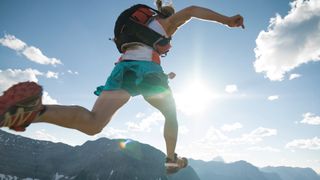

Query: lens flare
(118, 139), (143, 160)
(119, 139), (132, 150)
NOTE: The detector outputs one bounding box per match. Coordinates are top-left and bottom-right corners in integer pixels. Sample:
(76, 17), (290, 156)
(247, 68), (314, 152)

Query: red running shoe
(165, 153), (188, 174)
(0, 81), (44, 131)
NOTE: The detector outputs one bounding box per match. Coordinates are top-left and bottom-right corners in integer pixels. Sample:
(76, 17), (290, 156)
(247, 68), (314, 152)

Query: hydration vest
(113, 4), (172, 55)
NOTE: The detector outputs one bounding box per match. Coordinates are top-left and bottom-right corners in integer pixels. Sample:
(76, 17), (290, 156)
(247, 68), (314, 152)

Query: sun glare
(119, 139), (132, 150)
(174, 80), (215, 115)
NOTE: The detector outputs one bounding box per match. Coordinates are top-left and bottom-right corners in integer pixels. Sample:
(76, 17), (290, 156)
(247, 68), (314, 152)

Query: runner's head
(156, 0), (175, 17)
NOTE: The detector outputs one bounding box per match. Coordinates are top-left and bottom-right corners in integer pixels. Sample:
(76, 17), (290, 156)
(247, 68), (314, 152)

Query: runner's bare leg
(35, 90), (131, 135)
(143, 90), (178, 160)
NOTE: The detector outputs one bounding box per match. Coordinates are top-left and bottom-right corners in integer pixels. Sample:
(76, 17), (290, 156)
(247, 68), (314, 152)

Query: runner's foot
(165, 153), (188, 174)
(0, 81), (44, 131)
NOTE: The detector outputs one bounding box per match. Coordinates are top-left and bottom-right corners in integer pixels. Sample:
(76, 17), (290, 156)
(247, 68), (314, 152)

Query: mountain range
(0, 130), (319, 180)
(189, 159), (320, 180)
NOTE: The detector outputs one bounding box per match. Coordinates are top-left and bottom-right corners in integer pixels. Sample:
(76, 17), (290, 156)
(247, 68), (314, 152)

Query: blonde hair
(155, 0), (175, 17)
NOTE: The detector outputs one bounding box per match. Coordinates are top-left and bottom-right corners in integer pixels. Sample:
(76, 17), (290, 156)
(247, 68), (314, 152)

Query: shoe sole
(0, 82), (42, 126)
(165, 157), (188, 174)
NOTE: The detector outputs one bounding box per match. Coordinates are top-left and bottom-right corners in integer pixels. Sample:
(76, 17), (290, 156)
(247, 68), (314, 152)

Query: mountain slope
(0, 130), (199, 180)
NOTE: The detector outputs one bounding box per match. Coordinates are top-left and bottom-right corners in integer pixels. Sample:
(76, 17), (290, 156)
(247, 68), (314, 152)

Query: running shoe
(0, 81), (44, 131)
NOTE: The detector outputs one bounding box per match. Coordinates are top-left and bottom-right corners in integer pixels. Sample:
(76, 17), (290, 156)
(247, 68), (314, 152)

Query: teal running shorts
(94, 60), (169, 97)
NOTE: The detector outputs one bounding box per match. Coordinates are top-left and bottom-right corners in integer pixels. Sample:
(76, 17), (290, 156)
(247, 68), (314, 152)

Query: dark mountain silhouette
(0, 130), (198, 180)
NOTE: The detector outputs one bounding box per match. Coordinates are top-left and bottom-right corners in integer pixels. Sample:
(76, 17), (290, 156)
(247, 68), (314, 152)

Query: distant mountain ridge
(189, 159), (320, 180)
(0, 130), (319, 180)
(261, 166), (320, 180)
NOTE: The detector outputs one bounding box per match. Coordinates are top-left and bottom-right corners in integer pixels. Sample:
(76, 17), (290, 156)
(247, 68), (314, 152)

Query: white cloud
(0, 34), (62, 66)
(102, 127), (129, 139)
(203, 126), (229, 142)
(221, 122), (243, 132)
(238, 127), (277, 145)
(179, 126), (278, 161)
(0, 68), (59, 104)
(34, 129), (59, 142)
(247, 146), (281, 152)
(126, 112), (164, 132)
(0, 68), (42, 92)
(254, 0), (320, 81)
(22, 46), (61, 65)
(46, 71), (59, 79)
(0, 34), (26, 50)
(67, 70), (79, 75)
(301, 112), (320, 125)
(268, 95), (279, 101)
(289, 73), (302, 80)
(135, 112), (146, 118)
(286, 137), (320, 150)
(42, 91), (59, 104)
(225, 84), (238, 94)
(0, 68), (60, 91)
(202, 126), (277, 146)
(249, 127), (277, 137)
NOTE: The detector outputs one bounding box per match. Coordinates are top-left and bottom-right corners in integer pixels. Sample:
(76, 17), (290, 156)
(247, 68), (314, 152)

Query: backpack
(113, 4), (172, 55)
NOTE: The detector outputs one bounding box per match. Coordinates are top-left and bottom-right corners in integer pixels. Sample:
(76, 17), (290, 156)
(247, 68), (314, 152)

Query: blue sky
(1, 0), (320, 173)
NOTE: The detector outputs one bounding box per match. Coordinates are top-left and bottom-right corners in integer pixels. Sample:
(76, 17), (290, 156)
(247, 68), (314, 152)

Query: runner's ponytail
(155, 0), (175, 17)
(156, 0), (163, 11)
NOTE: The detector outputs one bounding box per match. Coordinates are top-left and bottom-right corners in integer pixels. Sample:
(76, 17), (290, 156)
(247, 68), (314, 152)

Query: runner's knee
(71, 106), (105, 136)
(84, 125), (104, 136)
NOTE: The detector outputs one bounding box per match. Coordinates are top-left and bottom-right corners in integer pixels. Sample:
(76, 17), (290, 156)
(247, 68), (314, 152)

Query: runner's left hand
(227, 15), (245, 29)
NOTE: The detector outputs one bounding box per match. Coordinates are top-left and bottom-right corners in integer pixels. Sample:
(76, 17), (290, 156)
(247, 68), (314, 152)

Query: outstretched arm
(160, 6), (245, 36)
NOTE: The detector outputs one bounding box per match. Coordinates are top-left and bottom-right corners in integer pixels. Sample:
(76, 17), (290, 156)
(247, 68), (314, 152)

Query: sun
(174, 80), (215, 115)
